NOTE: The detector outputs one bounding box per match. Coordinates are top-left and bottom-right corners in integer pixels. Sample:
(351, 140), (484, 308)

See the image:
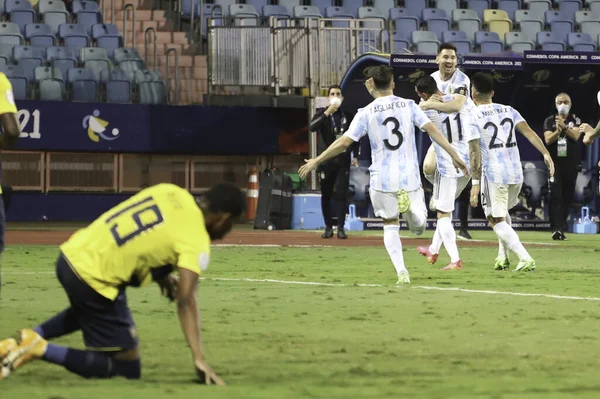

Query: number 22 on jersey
(105, 196), (165, 247)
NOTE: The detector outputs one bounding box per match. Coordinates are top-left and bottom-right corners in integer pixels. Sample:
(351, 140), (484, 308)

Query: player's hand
(299, 159), (318, 180)
(194, 359), (225, 386)
(583, 132), (595, 146)
(543, 153), (555, 177)
(419, 101), (432, 110)
(555, 117), (566, 132)
(158, 274), (178, 302)
(469, 184), (480, 208)
(579, 123), (593, 135)
(429, 94), (444, 103)
(452, 156), (469, 177)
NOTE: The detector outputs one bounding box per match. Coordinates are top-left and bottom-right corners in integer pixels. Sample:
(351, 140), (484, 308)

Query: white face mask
(557, 103), (570, 115)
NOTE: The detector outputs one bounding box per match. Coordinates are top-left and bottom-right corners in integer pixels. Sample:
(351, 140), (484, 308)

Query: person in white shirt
(298, 65), (468, 284)
(468, 72), (554, 272)
(420, 43), (475, 240)
(414, 76), (481, 271)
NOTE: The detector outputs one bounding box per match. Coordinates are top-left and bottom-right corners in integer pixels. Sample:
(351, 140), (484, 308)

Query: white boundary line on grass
(5, 273), (596, 302)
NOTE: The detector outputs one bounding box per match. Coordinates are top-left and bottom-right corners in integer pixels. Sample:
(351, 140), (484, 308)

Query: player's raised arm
(0, 74), (20, 149)
(516, 120), (555, 177)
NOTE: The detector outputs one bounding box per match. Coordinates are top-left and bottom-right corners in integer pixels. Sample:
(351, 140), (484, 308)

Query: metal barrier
(208, 18), (387, 93)
(166, 48), (179, 104)
(208, 25), (272, 86)
(122, 4), (136, 49)
(144, 27), (158, 70)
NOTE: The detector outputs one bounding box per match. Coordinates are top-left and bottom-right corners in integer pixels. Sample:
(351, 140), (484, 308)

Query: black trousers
(549, 164), (578, 232)
(456, 179), (470, 229)
(319, 164), (350, 229)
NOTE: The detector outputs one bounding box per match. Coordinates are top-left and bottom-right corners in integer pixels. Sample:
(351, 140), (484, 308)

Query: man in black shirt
(542, 93), (582, 240)
(309, 85), (359, 239)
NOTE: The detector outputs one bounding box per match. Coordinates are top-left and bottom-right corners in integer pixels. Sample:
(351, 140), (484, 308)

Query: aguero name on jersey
(343, 95), (431, 192)
(60, 183), (211, 300)
(470, 103), (525, 185)
(425, 94), (478, 178)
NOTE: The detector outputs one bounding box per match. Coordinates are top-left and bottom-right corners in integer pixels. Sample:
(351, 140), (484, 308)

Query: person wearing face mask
(309, 85), (359, 239)
(542, 92), (582, 240)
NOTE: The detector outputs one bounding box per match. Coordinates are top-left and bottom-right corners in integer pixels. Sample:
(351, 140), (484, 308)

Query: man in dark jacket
(309, 85), (359, 239)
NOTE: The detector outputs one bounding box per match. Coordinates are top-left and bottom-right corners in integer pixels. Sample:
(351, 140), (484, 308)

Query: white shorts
(369, 187), (427, 220)
(432, 173), (471, 213)
(481, 177), (522, 218)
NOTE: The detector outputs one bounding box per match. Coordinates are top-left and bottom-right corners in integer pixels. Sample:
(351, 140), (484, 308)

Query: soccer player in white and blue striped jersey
(414, 76), (481, 271)
(468, 72), (555, 272)
(299, 66), (468, 284)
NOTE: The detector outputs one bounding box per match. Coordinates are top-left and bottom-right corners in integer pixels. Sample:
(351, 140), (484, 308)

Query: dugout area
(339, 52), (600, 228)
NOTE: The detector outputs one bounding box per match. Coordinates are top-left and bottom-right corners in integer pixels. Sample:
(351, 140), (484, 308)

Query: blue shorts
(56, 253), (139, 351)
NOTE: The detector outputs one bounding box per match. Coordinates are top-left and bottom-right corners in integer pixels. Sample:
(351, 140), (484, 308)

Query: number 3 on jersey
(382, 117), (403, 150)
(105, 196), (165, 246)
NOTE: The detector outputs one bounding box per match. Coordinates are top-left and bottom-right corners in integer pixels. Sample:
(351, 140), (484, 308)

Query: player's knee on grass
(111, 357), (141, 380)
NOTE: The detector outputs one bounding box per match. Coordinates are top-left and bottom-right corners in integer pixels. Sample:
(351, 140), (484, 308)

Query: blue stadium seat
(373, 0), (395, 17)
(451, 39), (471, 53)
(25, 24), (55, 47)
(550, 20), (573, 42)
(480, 40), (503, 53)
(416, 41), (440, 54)
(545, 11), (574, 25)
(135, 69), (167, 104)
(72, 0), (100, 14)
(311, 0), (331, 15)
(497, 0), (519, 20)
(467, 0), (489, 20)
(325, 6), (354, 27)
(101, 68), (133, 103)
(567, 32), (595, 51)
(442, 30), (468, 43)
(580, 21), (600, 45)
(389, 8), (414, 21)
(457, 18), (481, 42)
(537, 31), (566, 50)
(39, 0), (67, 14)
(390, 38), (410, 53)
(357, 7), (386, 28)
(392, 16), (419, 41)
(58, 24), (89, 55)
(0, 44), (14, 64)
(180, 0), (199, 19)
(341, 0), (364, 14)
(528, 0), (552, 18)
(435, 0), (457, 17)
(263, 5), (291, 18)
(13, 45), (45, 62)
(17, 57), (41, 83)
(10, 10), (35, 35)
(43, 12), (68, 35)
(244, 0), (269, 14)
(519, 19), (544, 43)
(76, 10), (102, 36)
(506, 31), (535, 50)
(404, 0), (427, 18)
(558, 0), (581, 15)
(68, 68), (98, 102)
(278, 0), (301, 15)
(1, 64), (28, 99)
(92, 24), (123, 58)
(423, 9), (450, 41)
(475, 30), (501, 45)
(452, 9), (478, 23)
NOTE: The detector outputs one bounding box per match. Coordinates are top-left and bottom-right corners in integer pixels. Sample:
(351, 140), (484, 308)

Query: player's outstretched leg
(383, 223), (410, 284)
(494, 213), (511, 270)
(403, 189), (427, 236)
(437, 216), (462, 271)
(492, 218), (535, 272)
(1, 329), (141, 380)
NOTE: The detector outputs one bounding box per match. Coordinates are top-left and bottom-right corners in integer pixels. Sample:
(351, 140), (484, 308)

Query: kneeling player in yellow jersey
(0, 182), (245, 384)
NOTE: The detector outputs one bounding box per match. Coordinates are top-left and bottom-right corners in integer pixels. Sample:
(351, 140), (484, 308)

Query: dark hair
(471, 72), (494, 96)
(328, 85), (342, 95)
(203, 182), (246, 219)
(415, 76), (438, 96)
(438, 43), (457, 55)
(363, 65), (394, 90)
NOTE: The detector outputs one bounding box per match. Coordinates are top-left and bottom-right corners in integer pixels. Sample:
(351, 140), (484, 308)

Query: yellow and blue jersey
(0, 73), (17, 115)
(60, 183), (211, 300)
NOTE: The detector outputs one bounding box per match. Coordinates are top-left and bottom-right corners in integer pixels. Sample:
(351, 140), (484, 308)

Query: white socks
(383, 225), (407, 276)
(493, 221), (531, 261)
(437, 217), (460, 263)
(498, 213), (511, 260)
(429, 227), (442, 255)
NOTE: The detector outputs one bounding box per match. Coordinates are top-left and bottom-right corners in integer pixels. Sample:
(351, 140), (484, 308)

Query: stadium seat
(442, 30), (468, 43)
(101, 68), (133, 103)
(497, 0), (519, 21)
(72, 0), (100, 14)
(457, 18), (481, 42)
(214, 0), (236, 16)
(558, 0), (582, 15)
(590, 2), (600, 14)
(451, 39), (471, 53)
(293, 5), (322, 26)
(416, 41), (440, 54)
(357, 7), (386, 29)
(514, 10), (535, 24)
(390, 8), (416, 22)
(325, 6), (354, 27)
(567, 32), (595, 51)
(13, 45), (45, 63)
(412, 30), (439, 54)
(228, 4), (260, 26)
(528, 0), (552, 17)
(92, 25), (123, 59)
(135, 69), (167, 104)
(17, 57), (42, 83)
(581, 22), (600, 44)
(311, 0), (331, 15)
(545, 11), (574, 26)
(435, 0), (457, 17)
(0, 44), (14, 63)
(537, 31), (566, 51)
(1, 64), (28, 99)
(5, 0), (33, 13)
(480, 40), (503, 53)
(390, 38), (410, 52)
(68, 67), (97, 102)
(392, 17), (419, 40)
(519, 20), (544, 43)
(278, 0), (301, 15)
(466, 0), (488, 20)
(58, 24), (90, 55)
(452, 9), (479, 23)
(550, 20), (573, 42)
(262, 5), (291, 18)
(475, 30), (501, 45)
(43, 12), (68, 35)
(483, 9), (510, 26)
(506, 31), (535, 50)
(424, 11), (451, 40)
(404, 0), (427, 18)
(38, 79), (64, 100)
(38, 0), (67, 14)
(25, 24), (55, 47)
(0, 22), (24, 45)
(373, 0), (395, 17)
(575, 11), (599, 25)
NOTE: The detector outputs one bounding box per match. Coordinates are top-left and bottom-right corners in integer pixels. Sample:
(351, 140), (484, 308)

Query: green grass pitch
(2, 229), (600, 398)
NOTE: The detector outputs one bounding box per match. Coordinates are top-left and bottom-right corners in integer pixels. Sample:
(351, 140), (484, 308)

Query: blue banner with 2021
(10, 101), (282, 155)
